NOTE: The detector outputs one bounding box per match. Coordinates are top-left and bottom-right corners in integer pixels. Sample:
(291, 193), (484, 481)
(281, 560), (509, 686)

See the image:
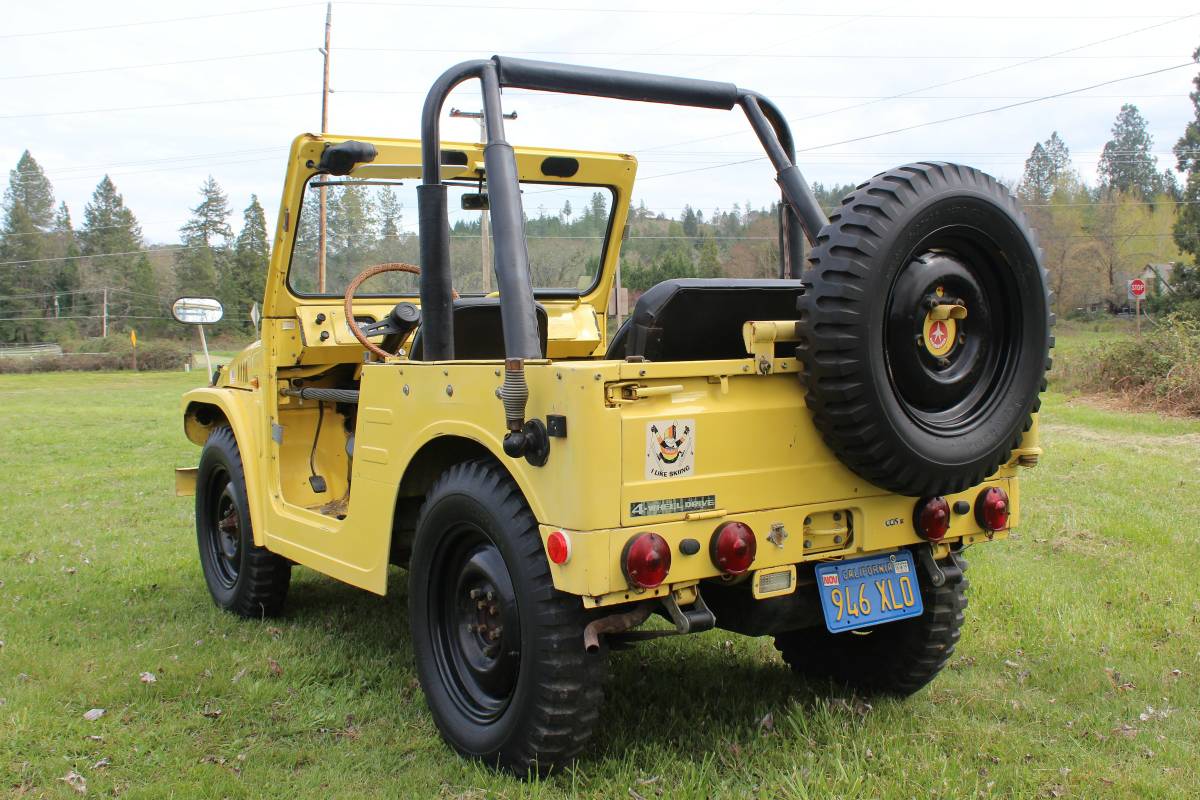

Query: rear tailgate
(615, 358), (879, 527)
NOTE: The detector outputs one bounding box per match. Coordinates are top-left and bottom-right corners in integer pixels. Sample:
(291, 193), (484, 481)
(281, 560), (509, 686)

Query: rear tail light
(976, 487), (1010, 531)
(710, 521), (756, 575)
(622, 532), (671, 588)
(914, 496), (951, 542)
(546, 530), (571, 564)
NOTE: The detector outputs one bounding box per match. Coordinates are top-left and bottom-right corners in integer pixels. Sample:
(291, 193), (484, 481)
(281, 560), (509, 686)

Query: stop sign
(1129, 278), (1147, 299)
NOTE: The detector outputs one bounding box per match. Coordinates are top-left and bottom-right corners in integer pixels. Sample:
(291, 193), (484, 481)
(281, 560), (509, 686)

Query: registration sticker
(645, 419), (696, 480)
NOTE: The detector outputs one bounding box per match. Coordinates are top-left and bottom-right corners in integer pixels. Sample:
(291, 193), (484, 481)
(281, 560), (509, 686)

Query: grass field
(2, 362), (1199, 798)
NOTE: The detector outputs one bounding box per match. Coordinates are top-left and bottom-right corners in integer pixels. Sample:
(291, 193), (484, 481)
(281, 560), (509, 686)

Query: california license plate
(815, 551), (923, 633)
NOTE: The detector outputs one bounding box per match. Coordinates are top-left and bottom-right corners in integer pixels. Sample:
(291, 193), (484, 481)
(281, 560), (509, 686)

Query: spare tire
(795, 162), (1052, 497)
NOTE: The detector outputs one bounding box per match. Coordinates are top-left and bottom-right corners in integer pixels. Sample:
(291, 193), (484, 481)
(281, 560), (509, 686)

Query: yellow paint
(177, 131), (1033, 609)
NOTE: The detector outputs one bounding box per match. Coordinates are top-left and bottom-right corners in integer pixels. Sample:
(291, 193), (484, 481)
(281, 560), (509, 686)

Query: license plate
(814, 551), (923, 633)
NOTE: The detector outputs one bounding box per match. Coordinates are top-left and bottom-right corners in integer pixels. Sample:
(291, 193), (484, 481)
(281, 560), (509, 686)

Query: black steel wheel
(796, 162), (1053, 497)
(195, 426), (290, 617)
(409, 459), (605, 776)
(774, 551), (968, 697)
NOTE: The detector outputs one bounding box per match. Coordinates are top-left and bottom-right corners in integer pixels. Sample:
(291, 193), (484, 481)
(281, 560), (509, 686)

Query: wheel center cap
(923, 316), (955, 357)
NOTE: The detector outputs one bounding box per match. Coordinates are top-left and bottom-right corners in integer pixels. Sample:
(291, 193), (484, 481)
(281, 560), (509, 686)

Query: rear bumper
(541, 477), (1015, 608)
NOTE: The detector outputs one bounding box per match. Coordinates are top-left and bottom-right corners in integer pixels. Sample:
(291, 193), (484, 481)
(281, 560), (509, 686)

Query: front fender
(181, 387), (268, 547)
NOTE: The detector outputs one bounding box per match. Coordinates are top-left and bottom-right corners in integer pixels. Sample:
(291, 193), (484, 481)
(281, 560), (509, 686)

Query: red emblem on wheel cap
(928, 320), (949, 350)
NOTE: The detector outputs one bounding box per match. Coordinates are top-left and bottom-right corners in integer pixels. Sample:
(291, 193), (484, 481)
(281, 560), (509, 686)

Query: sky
(3, 0), (1199, 244)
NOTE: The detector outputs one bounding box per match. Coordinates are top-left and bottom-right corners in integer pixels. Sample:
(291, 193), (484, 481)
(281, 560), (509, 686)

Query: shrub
(1071, 315), (1200, 415)
(0, 339), (193, 374)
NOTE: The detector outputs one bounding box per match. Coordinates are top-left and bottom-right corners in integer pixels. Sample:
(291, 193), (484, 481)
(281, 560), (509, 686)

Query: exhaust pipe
(582, 603), (653, 654)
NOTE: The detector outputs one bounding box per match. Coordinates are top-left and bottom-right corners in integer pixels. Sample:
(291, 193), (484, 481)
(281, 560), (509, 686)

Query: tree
(50, 203), (81, 315)
(1174, 46), (1200, 264)
(1098, 104), (1160, 200)
(1019, 143), (1053, 204)
(681, 205), (698, 238)
(176, 176), (232, 298)
(0, 151), (65, 341)
(377, 186), (402, 241)
(697, 233), (721, 278)
(1043, 131), (1073, 186)
(229, 195), (269, 323)
(80, 175), (157, 333)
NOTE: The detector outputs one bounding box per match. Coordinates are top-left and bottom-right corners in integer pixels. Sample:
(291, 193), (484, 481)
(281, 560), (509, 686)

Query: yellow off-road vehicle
(176, 57), (1050, 775)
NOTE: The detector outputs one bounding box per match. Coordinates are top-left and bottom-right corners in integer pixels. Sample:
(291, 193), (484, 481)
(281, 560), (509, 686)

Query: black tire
(773, 552), (967, 696)
(196, 426), (291, 617)
(796, 162), (1052, 497)
(408, 459), (605, 776)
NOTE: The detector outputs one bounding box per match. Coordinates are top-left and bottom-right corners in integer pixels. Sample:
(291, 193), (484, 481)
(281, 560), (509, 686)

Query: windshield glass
(288, 178), (614, 297)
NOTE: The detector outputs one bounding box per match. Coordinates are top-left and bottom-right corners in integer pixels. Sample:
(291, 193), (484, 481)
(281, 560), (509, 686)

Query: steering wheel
(343, 262), (424, 360)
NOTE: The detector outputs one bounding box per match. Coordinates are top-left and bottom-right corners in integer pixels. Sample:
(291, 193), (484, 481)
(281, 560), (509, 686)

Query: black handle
(492, 56), (739, 110)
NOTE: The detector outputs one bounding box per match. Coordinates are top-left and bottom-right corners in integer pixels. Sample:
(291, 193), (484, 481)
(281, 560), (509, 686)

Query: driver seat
(408, 297), (548, 360)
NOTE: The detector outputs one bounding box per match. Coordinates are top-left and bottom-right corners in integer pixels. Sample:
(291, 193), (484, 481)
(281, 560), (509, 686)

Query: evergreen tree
(1174, 46), (1200, 264)
(1043, 131), (1073, 186)
(231, 195), (270, 319)
(4, 150), (55, 230)
(51, 203), (80, 315)
(176, 176), (232, 298)
(1098, 104), (1160, 200)
(698, 234), (721, 278)
(377, 186), (402, 241)
(681, 205), (698, 237)
(0, 152), (60, 341)
(1019, 143), (1053, 204)
(80, 175), (157, 333)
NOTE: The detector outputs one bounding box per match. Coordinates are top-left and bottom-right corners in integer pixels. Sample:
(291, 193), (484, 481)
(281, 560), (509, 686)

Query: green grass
(2, 371), (1199, 798)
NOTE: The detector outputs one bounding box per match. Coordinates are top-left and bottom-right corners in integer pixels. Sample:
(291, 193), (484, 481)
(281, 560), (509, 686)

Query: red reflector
(623, 532), (671, 589)
(711, 521), (756, 575)
(546, 530), (570, 564)
(976, 487), (1010, 531)
(914, 496), (951, 542)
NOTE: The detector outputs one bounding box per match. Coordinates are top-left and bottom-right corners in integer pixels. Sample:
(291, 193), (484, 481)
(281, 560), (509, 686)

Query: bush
(0, 339), (193, 374)
(1071, 315), (1200, 415)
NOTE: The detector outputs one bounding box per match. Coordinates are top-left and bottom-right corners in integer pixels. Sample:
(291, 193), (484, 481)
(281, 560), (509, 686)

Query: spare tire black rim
(884, 223), (1020, 435)
(429, 524), (521, 725)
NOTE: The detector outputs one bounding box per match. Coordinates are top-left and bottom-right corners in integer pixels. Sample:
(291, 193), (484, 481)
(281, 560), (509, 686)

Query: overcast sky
(3, 0), (1198, 243)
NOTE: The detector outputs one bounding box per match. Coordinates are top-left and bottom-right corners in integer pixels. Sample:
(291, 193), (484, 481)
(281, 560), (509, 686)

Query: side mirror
(461, 193), (489, 211)
(172, 297), (224, 325)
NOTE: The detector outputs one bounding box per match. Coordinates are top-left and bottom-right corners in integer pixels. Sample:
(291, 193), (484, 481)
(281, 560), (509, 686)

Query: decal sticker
(927, 320), (949, 350)
(645, 419), (696, 480)
(822, 573), (840, 587)
(893, 557), (910, 574)
(630, 495), (716, 518)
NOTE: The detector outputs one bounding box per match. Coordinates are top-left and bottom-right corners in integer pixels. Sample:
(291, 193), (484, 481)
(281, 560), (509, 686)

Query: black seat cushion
(409, 297), (548, 360)
(606, 279), (805, 361)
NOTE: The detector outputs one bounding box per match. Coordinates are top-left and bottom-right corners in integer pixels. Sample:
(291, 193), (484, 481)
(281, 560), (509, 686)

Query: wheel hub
(432, 530), (522, 723)
(885, 250), (1005, 429)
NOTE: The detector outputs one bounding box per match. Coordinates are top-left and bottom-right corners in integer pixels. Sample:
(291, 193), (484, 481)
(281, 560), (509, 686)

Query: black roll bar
(417, 55), (829, 361)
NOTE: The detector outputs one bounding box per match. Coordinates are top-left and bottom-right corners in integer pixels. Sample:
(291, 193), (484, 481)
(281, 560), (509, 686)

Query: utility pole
(449, 107), (517, 293)
(101, 288), (108, 338)
(317, 2), (332, 292)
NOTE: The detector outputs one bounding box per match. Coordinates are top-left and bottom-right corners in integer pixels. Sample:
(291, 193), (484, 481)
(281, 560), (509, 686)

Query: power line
(638, 10), (1200, 154)
(339, 3), (1188, 20)
(0, 246), (200, 268)
(338, 45), (1184, 61)
(0, 3), (320, 39)
(1, 92), (316, 120)
(0, 48), (310, 81)
(634, 61), (1199, 183)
